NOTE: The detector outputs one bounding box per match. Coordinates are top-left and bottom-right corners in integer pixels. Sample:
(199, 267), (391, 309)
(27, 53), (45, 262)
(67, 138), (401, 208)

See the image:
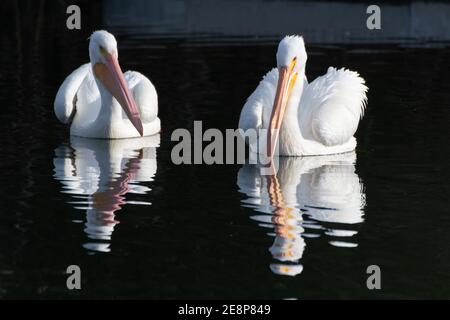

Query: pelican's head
(267, 36), (307, 157)
(276, 35), (307, 72)
(89, 30), (118, 64)
(89, 30), (143, 136)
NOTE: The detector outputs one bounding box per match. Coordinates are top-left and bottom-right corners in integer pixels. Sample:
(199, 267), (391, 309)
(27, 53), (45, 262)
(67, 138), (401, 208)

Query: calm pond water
(1, 2), (450, 299)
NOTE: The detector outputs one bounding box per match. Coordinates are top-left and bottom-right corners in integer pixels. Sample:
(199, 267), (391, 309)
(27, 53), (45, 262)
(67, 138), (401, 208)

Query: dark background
(0, 0), (449, 299)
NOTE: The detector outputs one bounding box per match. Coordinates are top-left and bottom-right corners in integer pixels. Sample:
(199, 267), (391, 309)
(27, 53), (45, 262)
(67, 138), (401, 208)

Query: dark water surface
(1, 2), (450, 299)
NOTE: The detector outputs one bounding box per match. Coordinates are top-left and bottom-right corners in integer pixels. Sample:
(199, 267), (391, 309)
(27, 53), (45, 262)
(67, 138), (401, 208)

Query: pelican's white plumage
(239, 35), (368, 156)
(54, 30), (160, 139)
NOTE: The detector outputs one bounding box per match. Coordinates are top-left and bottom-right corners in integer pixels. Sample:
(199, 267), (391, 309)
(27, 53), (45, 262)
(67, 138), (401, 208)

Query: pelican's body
(54, 31), (160, 139)
(239, 36), (367, 156)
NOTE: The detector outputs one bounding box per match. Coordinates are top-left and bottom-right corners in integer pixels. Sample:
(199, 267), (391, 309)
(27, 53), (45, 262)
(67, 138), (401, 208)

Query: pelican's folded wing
(301, 67), (368, 147)
(124, 71), (158, 123)
(54, 63), (91, 124)
(239, 68), (279, 134)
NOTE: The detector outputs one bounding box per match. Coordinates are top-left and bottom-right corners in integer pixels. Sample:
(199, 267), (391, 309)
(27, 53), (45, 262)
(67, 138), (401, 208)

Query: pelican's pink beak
(93, 52), (143, 136)
(267, 57), (298, 157)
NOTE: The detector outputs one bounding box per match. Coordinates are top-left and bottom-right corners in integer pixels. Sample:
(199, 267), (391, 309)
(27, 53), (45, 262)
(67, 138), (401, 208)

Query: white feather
(54, 63), (90, 124)
(54, 30), (160, 139)
(239, 36), (368, 156)
(125, 71), (158, 123)
(66, 67), (160, 138)
(239, 68), (279, 132)
(301, 67), (368, 146)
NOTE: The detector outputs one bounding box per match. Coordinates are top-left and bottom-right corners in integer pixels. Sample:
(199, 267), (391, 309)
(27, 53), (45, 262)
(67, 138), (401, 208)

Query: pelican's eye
(99, 46), (107, 56)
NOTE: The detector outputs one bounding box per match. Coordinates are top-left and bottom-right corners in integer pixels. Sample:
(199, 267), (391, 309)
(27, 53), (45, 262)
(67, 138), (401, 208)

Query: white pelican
(54, 30), (160, 139)
(53, 135), (160, 252)
(237, 153), (365, 276)
(239, 35), (368, 156)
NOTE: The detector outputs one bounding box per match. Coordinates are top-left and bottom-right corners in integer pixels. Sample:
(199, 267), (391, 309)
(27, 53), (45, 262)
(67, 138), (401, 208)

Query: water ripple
(237, 152), (366, 276)
(53, 135), (160, 253)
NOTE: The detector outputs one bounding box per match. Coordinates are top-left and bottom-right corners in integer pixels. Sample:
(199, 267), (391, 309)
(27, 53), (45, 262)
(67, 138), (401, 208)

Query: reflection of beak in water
(266, 172), (305, 277)
(84, 150), (143, 251)
(237, 152), (365, 277)
(53, 135), (159, 253)
(91, 150), (143, 213)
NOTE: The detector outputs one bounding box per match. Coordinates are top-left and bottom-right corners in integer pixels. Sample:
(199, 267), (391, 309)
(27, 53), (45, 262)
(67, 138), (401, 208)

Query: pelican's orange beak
(267, 57), (298, 157)
(93, 51), (143, 136)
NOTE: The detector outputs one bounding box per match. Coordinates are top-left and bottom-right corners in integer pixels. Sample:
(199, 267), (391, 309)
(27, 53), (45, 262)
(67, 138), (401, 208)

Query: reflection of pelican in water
(53, 135), (159, 252)
(237, 152), (365, 276)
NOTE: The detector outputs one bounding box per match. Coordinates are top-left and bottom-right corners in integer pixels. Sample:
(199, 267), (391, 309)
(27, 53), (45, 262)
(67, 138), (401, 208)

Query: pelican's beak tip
(137, 122), (144, 137)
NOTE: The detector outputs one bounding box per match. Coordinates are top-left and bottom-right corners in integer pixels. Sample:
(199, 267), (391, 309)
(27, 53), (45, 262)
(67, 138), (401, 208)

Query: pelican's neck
(278, 71), (306, 155)
(284, 74), (304, 118)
